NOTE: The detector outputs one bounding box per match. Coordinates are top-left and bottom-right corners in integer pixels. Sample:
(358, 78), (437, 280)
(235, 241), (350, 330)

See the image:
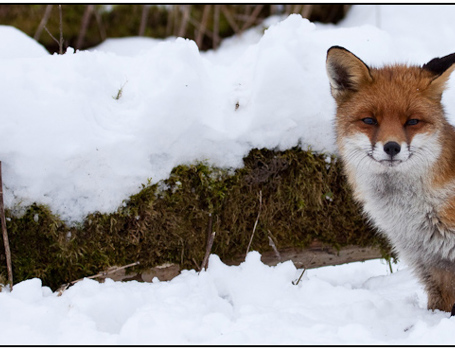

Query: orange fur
(327, 46), (455, 313)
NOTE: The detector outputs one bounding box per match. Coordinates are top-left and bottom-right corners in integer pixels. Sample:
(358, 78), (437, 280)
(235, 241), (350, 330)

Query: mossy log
(0, 147), (393, 290)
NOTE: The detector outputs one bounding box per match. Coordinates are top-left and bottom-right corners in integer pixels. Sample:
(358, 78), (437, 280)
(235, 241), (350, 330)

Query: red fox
(326, 46), (455, 313)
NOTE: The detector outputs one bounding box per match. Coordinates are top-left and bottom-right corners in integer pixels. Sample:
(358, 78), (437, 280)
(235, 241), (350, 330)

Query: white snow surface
(1, 254), (453, 345)
(3, 5), (455, 222)
(3, 5), (455, 345)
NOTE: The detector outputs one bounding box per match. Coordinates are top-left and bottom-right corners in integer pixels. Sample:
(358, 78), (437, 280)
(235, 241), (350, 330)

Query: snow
(0, 25), (49, 59)
(3, 4), (455, 344)
(0, 254), (453, 345)
(4, 5), (455, 223)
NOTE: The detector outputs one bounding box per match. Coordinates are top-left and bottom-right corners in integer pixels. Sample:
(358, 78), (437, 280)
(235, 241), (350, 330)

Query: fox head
(326, 46), (455, 180)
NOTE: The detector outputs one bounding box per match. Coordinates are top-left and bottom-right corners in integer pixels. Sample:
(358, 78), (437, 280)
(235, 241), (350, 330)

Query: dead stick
(195, 4), (211, 48)
(267, 231), (281, 261)
(58, 4), (63, 54)
(201, 213), (215, 271)
(177, 5), (191, 38)
(34, 4), (53, 40)
(192, 257), (201, 271)
(221, 5), (240, 34)
(301, 4), (314, 19)
(293, 256), (314, 285)
(213, 5), (220, 49)
(76, 4), (94, 50)
(293, 266), (307, 286)
(138, 4), (150, 36)
(0, 161), (12, 289)
(245, 190), (262, 258)
(93, 6), (106, 41)
(58, 261), (140, 295)
(44, 26), (60, 48)
(240, 4), (263, 32)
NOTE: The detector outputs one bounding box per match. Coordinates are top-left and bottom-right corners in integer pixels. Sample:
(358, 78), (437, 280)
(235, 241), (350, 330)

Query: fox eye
(362, 117), (377, 125)
(405, 119), (420, 126)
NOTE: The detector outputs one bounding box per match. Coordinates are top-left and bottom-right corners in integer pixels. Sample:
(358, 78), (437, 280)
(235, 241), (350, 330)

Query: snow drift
(3, 5), (455, 222)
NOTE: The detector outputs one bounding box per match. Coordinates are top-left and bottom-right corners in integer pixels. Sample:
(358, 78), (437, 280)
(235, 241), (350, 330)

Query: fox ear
(423, 52), (455, 100)
(326, 46), (373, 99)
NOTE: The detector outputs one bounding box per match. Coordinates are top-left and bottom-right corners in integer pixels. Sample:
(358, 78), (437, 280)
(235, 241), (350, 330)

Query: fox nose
(383, 141), (401, 157)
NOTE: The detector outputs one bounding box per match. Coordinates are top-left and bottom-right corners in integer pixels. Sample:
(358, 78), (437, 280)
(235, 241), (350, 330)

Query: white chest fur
(357, 170), (455, 265)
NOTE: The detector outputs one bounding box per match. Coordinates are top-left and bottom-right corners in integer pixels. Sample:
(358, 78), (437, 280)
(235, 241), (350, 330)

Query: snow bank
(3, 6), (455, 222)
(3, 5), (455, 345)
(0, 254), (452, 345)
(0, 25), (48, 59)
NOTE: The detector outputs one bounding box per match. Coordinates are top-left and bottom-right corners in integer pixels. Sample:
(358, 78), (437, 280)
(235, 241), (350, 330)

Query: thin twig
(57, 261), (140, 295)
(293, 266), (307, 286)
(293, 256), (314, 285)
(240, 4), (263, 32)
(213, 5), (220, 49)
(165, 5), (174, 37)
(195, 4), (211, 48)
(267, 231), (281, 261)
(177, 5), (191, 38)
(221, 5), (240, 34)
(245, 190), (262, 258)
(58, 4), (63, 54)
(76, 5), (94, 50)
(44, 26), (60, 48)
(192, 257), (201, 271)
(139, 4), (150, 36)
(301, 4), (314, 19)
(200, 213), (216, 271)
(93, 6), (106, 41)
(188, 15), (215, 40)
(34, 4), (53, 41)
(0, 161), (12, 289)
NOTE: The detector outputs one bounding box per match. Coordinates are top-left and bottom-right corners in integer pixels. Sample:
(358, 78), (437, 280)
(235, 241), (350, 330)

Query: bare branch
(293, 266), (307, 286)
(213, 5), (220, 49)
(201, 213), (216, 271)
(302, 5), (314, 19)
(0, 161), (13, 289)
(178, 5), (191, 38)
(221, 5), (240, 34)
(93, 6), (106, 41)
(76, 5), (94, 50)
(192, 258), (201, 271)
(195, 5), (211, 48)
(58, 4), (63, 54)
(268, 231), (281, 261)
(34, 5), (53, 41)
(245, 190), (262, 258)
(240, 5), (264, 32)
(57, 261), (140, 295)
(139, 5), (150, 36)
(44, 26), (60, 48)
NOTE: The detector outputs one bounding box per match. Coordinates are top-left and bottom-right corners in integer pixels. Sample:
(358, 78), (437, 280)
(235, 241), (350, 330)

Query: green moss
(0, 147), (392, 290)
